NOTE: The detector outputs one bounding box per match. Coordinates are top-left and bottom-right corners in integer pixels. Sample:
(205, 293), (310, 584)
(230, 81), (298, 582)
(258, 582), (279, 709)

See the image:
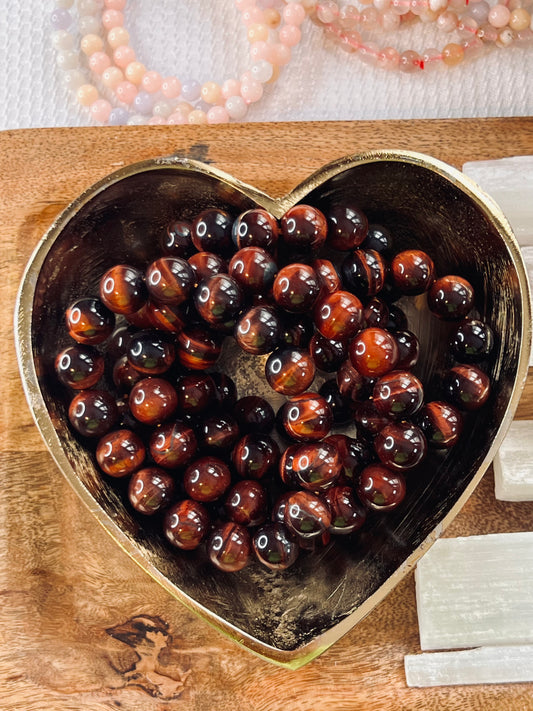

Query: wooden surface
(2, 119), (533, 710)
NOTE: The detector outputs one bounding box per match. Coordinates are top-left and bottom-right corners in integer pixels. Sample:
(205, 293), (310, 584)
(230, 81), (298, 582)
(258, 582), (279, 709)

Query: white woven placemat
(1, 0), (532, 130)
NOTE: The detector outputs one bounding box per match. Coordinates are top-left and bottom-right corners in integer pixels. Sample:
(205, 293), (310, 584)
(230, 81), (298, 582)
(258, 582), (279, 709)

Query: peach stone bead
(77, 84), (99, 106)
(125, 61), (146, 85)
(89, 51), (112, 74)
(247, 23), (270, 42)
(222, 78), (241, 98)
(90, 98), (112, 122)
(269, 43), (291, 65)
(250, 40), (270, 61)
(167, 112), (188, 125)
(161, 76), (181, 98)
(378, 45), (401, 68)
(442, 41), (464, 64)
(142, 70), (163, 93)
(80, 34), (103, 55)
(201, 81), (223, 104)
(188, 109), (208, 125)
(510, 7), (531, 30)
(115, 80), (138, 104)
(242, 7), (264, 25)
(283, 2), (307, 24)
(207, 106), (230, 124)
(437, 10), (459, 30)
(399, 49), (423, 70)
(107, 26), (130, 49)
(263, 8), (281, 27)
(241, 78), (263, 103)
(488, 4), (511, 26)
(105, 0), (126, 9)
(148, 116), (167, 125)
(102, 66), (124, 89)
(114, 45), (136, 68)
(102, 9), (124, 30)
(279, 24), (302, 45)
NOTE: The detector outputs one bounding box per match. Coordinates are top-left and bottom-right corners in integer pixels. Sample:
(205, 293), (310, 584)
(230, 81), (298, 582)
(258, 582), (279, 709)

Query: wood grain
(1, 119), (533, 710)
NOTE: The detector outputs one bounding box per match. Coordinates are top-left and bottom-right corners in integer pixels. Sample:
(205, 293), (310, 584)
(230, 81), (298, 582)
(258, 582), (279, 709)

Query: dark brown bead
(199, 413), (240, 452)
(336, 360), (365, 402)
(363, 297), (389, 328)
(65, 297), (115, 345)
(147, 301), (188, 333)
(373, 370), (424, 419)
(161, 220), (194, 258)
(183, 456), (231, 502)
(128, 467), (176, 515)
(232, 208), (279, 252)
(427, 275), (475, 320)
(318, 379), (354, 425)
(265, 347), (316, 396)
(207, 522), (252, 572)
(309, 331), (348, 373)
(55, 344), (105, 389)
(314, 290), (363, 342)
(374, 421), (427, 471)
(68, 389), (118, 438)
(280, 490), (332, 539)
(127, 330), (175, 375)
(210, 372), (238, 409)
(233, 396), (275, 434)
(188, 251), (227, 284)
(390, 249), (435, 295)
(323, 485), (367, 535)
(235, 305), (281, 355)
(354, 399), (392, 435)
(280, 204), (327, 252)
(149, 420), (197, 468)
(362, 224), (393, 254)
(278, 444), (302, 487)
(312, 258), (341, 297)
(99, 264), (147, 315)
(232, 433), (280, 479)
(451, 319), (494, 362)
(224, 479), (268, 527)
(194, 273), (243, 327)
(176, 373), (215, 415)
(272, 263), (320, 313)
(175, 326), (222, 370)
(357, 464), (406, 511)
(341, 249), (386, 299)
(95, 428), (145, 477)
(386, 304), (409, 331)
(112, 355), (144, 391)
(145, 256), (195, 305)
(290, 441), (342, 491)
(279, 392), (333, 442)
(253, 522), (299, 570)
(163, 499), (210, 550)
(325, 203), (368, 251)
(443, 364), (491, 410)
(228, 247), (278, 295)
(417, 400), (463, 448)
(191, 208), (234, 256)
(395, 330), (420, 370)
(279, 313), (314, 349)
(129, 377), (178, 425)
(324, 434), (372, 486)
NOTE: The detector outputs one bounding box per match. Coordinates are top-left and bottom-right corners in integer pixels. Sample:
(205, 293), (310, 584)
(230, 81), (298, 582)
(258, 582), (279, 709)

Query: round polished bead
(386, 304), (409, 331)
(231, 433), (280, 479)
(68, 390), (118, 438)
(128, 467), (176, 514)
(427, 275), (475, 320)
(314, 289), (364, 341)
(280, 204), (328, 252)
(210, 372), (238, 410)
(373, 370), (424, 418)
(175, 326), (222, 370)
(161, 220), (194, 258)
(191, 208), (234, 255)
(357, 463), (406, 511)
(207, 522), (252, 572)
(149, 420), (197, 468)
(188, 251), (227, 284)
(233, 396), (275, 433)
(183, 456), (231, 502)
(129, 377), (178, 425)
(451, 319), (494, 362)
(163, 499), (210, 550)
(349, 327), (399, 377)
(65, 297), (115, 344)
(363, 297), (389, 328)
(278, 444), (301, 487)
(228, 246), (278, 294)
(273, 263), (320, 313)
(290, 441), (342, 491)
(176, 373), (215, 415)
(194, 273), (243, 327)
(374, 421), (428, 471)
(265, 347), (316, 396)
(323, 485), (367, 534)
(224, 479), (268, 526)
(354, 399), (392, 435)
(145, 256), (195, 305)
(281, 490), (332, 539)
(341, 249), (386, 298)
(95, 428), (145, 476)
(279, 392), (333, 442)
(199, 413), (240, 452)
(394, 329), (420, 369)
(336, 360), (365, 402)
(324, 433), (372, 486)
(309, 331), (348, 373)
(325, 203), (368, 251)
(390, 249), (435, 294)
(99, 264), (147, 315)
(235, 305), (281, 355)
(443, 364), (491, 410)
(55, 344), (105, 389)
(127, 330), (175, 375)
(232, 208), (279, 252)
(112, 355), (143, 391)
(279, 313), (314, 348)
(148, 301), (188, 333)
(362, 224), (393, 254)
(417, 400), (463, 448)
(253, 522), (299, 570)
(312, 258), (341, 297)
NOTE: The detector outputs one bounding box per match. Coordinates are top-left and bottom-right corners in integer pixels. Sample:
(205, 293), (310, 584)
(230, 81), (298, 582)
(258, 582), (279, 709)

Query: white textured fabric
(1, 0), (533, 130)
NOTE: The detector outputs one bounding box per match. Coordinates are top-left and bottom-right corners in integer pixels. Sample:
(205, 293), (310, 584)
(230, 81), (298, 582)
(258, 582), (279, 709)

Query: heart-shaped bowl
(15, 150), (531, 669)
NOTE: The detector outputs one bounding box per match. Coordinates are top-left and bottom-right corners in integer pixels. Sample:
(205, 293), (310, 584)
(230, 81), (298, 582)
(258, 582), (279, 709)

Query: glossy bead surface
(265, 347), (316, 396)
(68, 389), (118, 438)
(183, 456), (231, 502)
(176, 326), (222, 370)
(232, 208), (279, 252)
(199, 413), (240, 452)
(55, 344), (105, 389)
(349, 327), (399, 378)
(443, 364), (491, 410)
(390, 249), (435, 295)
(145, 256), (195, 305)
(148, 301), (188, 333)
(95, 428), (145, 477)
(127, 330), (175, 374)
(194, 273), (243, 327)
(99, 264), (146, 315)
(336, 360), (365, 402)
(417, 400), (463, 448)
(253, 522), (299, 570)
(161, 219), (194, 258)
(451, 319), (494, 362)
(224, 479), (268, 526)
(129, 377), (178, 425)
(325, 203), (368, 251)
(314, 290), (363, 341)
(278, 444), (302, 487)
(362, 223), (393, 254)
(235, 305), (281, 355)
(279, 313), (314, 348)
(163, 499), (210, 550)
(207, 522), (252, 572)
(149, 420), (197, 468)
(281, 490), (332, 539)
(272, 263), (320, 313)
(188, 251), (227, 284)
(427, 275), (475, 320)
(324, 433), (372, 485)
(176, 373), (215, 414)
(210, 372), (238, 409)
(323, 485), (367, 534)
(309, 332), (348, 372)
(363, 297), (389, 328)
(280, 204), (327, 252)
(341, 249), (386, 298)
(232, 433), (280, 479)
(354, 399), (392, 435)
(128, 467), (176, 514)
(112, 355), (143, 391)
(228, 247), (278, 294)
(279, 392), (333, 442)
(290, 441), (342, 491)
(373, 370), (424, 418)
(357, 463), (406, 511)
(191, 208), (234, 256)
(395, 330), (420, 369)
(233, 396), (275, 434)
(312, 258), (341, 298)
(65, 297), (115, 344)
(318, 379), (354, 425)
(386, 304), (408, 332)
(374, 421), (428, 471)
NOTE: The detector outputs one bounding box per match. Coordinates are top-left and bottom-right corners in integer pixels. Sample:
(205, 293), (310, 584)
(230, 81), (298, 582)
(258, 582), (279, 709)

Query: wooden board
(1, 119), (533, 710)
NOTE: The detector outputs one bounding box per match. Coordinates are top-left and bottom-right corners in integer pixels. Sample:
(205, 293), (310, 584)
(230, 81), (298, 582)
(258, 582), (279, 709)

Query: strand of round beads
(50, 0), (310, 125)
(311, 0), (533, 69)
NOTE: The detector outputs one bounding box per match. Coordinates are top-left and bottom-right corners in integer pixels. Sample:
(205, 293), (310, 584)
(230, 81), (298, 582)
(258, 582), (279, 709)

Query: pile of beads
(55, 200), (493, 572)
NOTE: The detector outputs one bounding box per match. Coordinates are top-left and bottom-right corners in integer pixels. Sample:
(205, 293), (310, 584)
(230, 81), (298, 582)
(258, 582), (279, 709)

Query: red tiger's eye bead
(265, 347), (316, 396)
(427, 275), (475, 320)
(99, 264), (147, 316)
(112, 355), (143, 391)
(161, 219), (194, 258)
(164, 499), (210, 550)
(232, 433), (280, 479)
(325, 203), (368, 251)
(207, 522), (252, 572)
(149, 420), (197, 468)
(176, 373), (215, 415)
(194, 273), (243, 327)
(279, 392), (333, 442)
(290, 441), (342, 491)
(373, 370), (424, 419)
(183, 456), (231, 502)
(129, 377), (178, 425)
(128, 467), (176, 515)
(312, 258), (341, 297)
(374, 421), (427, 471)
(224, 479), (268, 527)
(323, 485), (367, 534)
(349, 327), (399, 378)
(199, 413), (240, 452)
(357, 464), (406, 511)
(310, 331), (348, 373)
(145, 256), (195, 305)
(127, 330), (175, 375)
(55, 344), (105, 389)
(417, 400), (463, 448)
(65, 297), (115, 345)
(324, 434), (372, 485)
(96, 428), (146, 477)
(363, 297), (389, 328)
(272, 263), (320, 313)
(253, 522), (299, 570)
(336, 360), (365, 402)
(228, 246), (278, 295)
(451, 319), (494, 363)
(281, 490), (332, 539)
(233, 396), (275, 434)
(191, 208), (234, 256)
(68, 389), (118, 438)
(443, 364), (491, 410)
(395, 329), (420, 369)
(341, 249), (386, 299)
(188, 251), (227, 284)
(232, 208), (279, 252)
(235, 305), (281, 355)
(390, 249), (435, 295)
(314, 290), (364, 342)
(175, 326), (222, 370)
(281, 204), (328, 252)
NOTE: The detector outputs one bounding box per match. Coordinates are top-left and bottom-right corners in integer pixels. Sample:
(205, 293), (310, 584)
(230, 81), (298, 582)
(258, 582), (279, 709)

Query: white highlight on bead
(493, 420), (533, 501)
